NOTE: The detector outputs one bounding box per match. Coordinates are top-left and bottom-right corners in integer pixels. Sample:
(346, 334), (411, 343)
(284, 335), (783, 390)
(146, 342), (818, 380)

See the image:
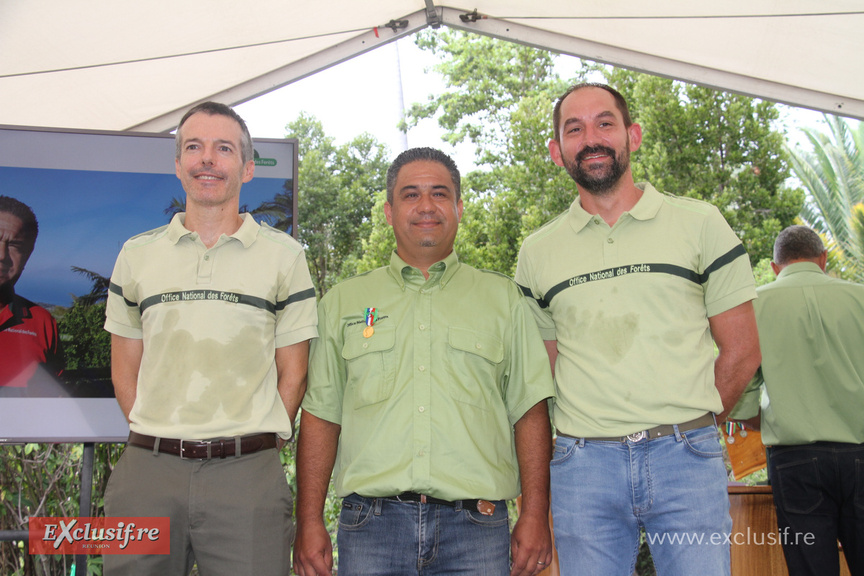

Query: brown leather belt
(128, 431), (277, 460)
(557, 413), (716, 443)
(383, 492), (497, 516)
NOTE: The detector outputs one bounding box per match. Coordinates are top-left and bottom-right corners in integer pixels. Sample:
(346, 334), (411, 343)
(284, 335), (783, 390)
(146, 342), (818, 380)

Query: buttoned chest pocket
(341, 325), (397, 409)
(446, 327), (504, 410)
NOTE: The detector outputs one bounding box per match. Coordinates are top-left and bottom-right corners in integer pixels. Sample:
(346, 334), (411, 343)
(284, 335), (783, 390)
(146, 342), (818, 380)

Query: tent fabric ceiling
(1, 1), (862, 133)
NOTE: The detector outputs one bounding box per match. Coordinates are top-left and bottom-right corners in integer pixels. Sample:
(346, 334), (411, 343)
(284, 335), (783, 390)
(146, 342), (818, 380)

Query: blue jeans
(768, 442), (864, 576)
(336, 493), (510, 575)
(551, 425), (731, 576)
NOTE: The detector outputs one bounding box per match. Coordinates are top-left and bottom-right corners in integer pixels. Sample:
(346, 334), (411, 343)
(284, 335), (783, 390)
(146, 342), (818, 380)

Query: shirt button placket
(413, 284), (433, 485)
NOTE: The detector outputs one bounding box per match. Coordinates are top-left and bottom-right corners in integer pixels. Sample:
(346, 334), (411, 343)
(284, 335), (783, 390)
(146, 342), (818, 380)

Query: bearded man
(515, 83), (761, 576)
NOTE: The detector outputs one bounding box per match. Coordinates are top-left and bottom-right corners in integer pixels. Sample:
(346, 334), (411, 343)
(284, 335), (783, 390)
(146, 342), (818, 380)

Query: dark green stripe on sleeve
(276, 287), (316, 311)
(109, 282), (138, 308)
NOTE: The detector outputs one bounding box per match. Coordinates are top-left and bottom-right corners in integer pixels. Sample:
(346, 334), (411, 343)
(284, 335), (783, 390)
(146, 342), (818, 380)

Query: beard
(563, 144), (630, 196)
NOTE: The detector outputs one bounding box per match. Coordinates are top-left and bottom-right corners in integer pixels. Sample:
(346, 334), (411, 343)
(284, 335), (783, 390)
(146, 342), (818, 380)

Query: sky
(235, 36), (477, 169)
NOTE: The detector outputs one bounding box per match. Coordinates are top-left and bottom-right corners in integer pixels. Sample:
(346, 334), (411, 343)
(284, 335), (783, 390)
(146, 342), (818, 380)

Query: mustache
(191, 168), (225, 179)
(575, 145), (616, 163)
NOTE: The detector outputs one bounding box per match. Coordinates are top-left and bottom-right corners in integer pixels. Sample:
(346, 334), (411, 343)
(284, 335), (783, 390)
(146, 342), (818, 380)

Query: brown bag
(724, 425), (767, 480)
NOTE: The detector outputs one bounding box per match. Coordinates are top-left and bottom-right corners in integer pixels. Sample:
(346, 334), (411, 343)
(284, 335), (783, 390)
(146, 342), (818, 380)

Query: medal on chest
(363, 307), (377, 338)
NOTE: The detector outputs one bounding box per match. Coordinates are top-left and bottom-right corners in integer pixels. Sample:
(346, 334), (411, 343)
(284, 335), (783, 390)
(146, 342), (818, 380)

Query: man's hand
(294, 412), (340, 576)
(510, 511), (553, 576)
(709, 300), (761, 421)
(511, 400), (554, 575)
(292, 519), (333, 576)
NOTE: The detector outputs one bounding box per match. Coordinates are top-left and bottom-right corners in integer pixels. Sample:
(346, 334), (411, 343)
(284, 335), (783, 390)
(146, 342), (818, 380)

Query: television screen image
(0, 126), (297, 442)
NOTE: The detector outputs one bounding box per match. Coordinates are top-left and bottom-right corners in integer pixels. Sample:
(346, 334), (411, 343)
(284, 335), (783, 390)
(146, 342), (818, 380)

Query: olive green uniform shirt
(302, 251), (554, 501)
(516, 183), (756, 437)
(105, 213), (318, 440)
(731, 262), (864, 445)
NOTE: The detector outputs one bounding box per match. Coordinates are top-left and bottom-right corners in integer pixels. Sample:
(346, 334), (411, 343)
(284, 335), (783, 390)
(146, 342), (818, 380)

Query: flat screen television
(0, 125), (298, 442)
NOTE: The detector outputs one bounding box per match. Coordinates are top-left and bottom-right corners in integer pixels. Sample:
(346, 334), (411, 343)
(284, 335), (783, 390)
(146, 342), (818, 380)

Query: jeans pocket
(774, 458), (824, 515)
(681, 426), (724, 458)
(463, 501), (509, 528)
(339, 497), (375, 530)
(551, 435), (578, 467)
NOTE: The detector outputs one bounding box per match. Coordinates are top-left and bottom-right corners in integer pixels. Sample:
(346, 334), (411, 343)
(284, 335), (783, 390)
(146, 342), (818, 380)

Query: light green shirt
(731, 262), (864, 445)
(303, 251), (554, 501)
(516, 183), (756, 437)
(105, 213), (318, 440)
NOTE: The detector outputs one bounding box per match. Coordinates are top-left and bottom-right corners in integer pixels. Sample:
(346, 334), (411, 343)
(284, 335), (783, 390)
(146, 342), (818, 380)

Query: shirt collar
(166, 212), (259, 248)
(166, 213), (192, 245)
(0, 293), (30, 331)
(777, 261), (824, 279)
(388, 250), (461, 290)
(231, 213), (260, 248)
(568, 182), (663, 232)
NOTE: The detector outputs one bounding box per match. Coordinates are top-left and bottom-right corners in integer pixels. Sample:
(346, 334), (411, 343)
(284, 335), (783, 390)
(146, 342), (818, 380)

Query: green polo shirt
(303, 251), (554, 501)
(516, 183), (756, 438)
(731, 262), (864, 445)
(105, 213), (318, 440)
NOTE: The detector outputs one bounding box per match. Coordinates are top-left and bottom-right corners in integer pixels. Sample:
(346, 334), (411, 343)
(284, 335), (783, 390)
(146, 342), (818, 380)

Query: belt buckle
(627, 430), (647, 443)
(180, 439), (210, 460)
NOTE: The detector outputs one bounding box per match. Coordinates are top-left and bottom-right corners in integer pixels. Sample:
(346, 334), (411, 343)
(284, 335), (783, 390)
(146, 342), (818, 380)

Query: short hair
(773, 225), (826, 265)
(175, 101), (254, 164)
(552, 83), (633, 141)
(386, 147), (461, 204)
(0, 195), (38, 247)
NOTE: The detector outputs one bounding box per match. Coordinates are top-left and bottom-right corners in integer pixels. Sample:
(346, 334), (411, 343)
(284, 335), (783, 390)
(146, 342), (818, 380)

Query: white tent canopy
(2, 1), (862, 133)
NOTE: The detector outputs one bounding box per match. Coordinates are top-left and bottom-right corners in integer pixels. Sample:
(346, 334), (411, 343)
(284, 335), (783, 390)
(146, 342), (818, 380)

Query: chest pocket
(446, 326), (505, 410)
(341, 324), (397, 409)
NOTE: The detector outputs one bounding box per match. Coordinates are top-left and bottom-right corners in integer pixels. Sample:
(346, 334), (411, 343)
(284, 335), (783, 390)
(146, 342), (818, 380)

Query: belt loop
(234, 436), (242, 458)
(673, 424), (683, 441)
(578, 437), (586, 448)
(373, 498), (383, 516)
(206, 441), (212, 459)
(152, 437), (161, 457)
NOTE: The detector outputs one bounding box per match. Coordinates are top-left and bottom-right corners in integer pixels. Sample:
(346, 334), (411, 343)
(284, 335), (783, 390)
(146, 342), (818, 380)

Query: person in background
(0, 195), (63, 396)
(731, 225), (864, 576)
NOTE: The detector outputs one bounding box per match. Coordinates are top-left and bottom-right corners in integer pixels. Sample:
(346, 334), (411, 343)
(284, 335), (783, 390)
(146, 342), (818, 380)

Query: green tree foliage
(58, 302), (110, 371)
(1, 443), (123, 575)
(405, 30), (559, 162)
(264, 114), (390, 295)
(399, 30), (575, 274)
(354, 190), (396, 274)
(787, 114), (864, 280)
(58, 267), (112, 373)
(607, 69), (803, 263)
